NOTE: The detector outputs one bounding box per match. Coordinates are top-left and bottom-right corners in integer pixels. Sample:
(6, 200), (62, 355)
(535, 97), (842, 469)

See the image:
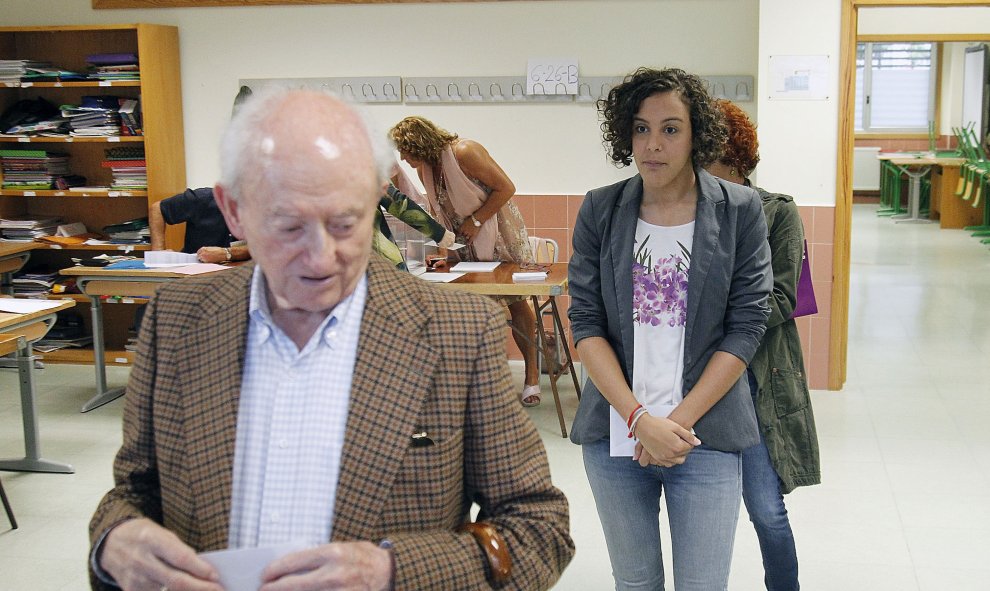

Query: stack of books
(62, 96), (122, 137)
(117, 98), (141, 136)
(102, 146), (146, 190)
(11, 268), (59, 297)
(34, 310), (92, 352)
(0, 149), (84, 190)
(0, 59), (51, 83)
(86, 53), (140, 82)
(103, 217), (150, 244)
(0, 215), (62, 242)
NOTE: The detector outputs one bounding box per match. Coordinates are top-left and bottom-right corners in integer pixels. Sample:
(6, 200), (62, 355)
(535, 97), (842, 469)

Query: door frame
(833, 0), (989, 388)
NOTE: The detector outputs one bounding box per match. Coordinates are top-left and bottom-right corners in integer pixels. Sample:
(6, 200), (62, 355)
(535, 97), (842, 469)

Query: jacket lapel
(685, 170), (724, 356)
(331, 257), (437, 541)
(612, 175), (642, 376)
(178, 267), (252, 548)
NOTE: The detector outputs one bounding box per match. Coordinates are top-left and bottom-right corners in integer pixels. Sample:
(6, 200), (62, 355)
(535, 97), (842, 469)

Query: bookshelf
(0, 24), (186, 364)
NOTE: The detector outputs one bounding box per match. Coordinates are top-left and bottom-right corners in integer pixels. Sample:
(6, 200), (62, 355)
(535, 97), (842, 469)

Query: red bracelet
(626, 403), (643, 429)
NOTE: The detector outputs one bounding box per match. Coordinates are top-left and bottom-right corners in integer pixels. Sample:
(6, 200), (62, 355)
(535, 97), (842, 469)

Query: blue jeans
(742, 371), (799, 590)
(583, 438), (742, 591)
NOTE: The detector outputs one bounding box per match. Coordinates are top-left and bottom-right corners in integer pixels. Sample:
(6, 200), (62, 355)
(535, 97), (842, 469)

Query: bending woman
(567, 67), (772, 590)
(707, 99), (820, 591)
(389, 117), (541, 407)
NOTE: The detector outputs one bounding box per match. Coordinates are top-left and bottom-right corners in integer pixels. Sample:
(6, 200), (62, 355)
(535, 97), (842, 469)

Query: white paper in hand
(199, 543), (306, 591)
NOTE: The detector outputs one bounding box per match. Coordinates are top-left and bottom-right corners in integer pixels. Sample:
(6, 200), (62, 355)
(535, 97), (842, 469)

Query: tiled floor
(2, 203), (990, 590)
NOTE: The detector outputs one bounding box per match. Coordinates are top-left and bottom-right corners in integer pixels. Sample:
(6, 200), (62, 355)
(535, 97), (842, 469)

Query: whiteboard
(962, 44), (988, 141)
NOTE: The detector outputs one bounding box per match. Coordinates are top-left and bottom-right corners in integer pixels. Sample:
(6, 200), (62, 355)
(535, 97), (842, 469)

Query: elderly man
(89, 88), (573, 591)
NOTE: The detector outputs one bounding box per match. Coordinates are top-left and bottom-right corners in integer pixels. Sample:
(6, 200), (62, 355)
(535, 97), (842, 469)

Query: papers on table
(512, 271), (548, 282)
(424, 240), (466, 250)
(450, 261), (501, 273)
(199, 543), (305, 591)
(0, 298), (69, 314)
(418, 272), (466, 283)
(169, 263), (230, 275)
(144, 250), (199, 267)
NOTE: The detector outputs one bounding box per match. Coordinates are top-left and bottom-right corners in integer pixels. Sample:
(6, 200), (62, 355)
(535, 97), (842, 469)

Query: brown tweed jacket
(89, 255), (573, 590)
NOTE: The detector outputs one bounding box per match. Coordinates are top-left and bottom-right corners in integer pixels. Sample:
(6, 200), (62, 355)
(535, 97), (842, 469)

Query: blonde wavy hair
(388, 116), (459, 165)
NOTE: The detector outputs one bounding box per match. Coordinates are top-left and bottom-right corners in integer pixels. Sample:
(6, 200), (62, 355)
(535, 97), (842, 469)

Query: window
(855, 42), (938, 133)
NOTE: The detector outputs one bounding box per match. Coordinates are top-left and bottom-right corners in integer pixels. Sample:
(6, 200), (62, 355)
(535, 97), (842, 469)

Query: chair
(0, 332), (23, 530)
(528, 236), (561, 373)
(0, 475), (15, 530)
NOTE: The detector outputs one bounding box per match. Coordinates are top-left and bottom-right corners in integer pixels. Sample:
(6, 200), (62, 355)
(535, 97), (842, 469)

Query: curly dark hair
(388, 116), (459, 165)
(598, 67), (726, 168)
(715, 99), (760, 177)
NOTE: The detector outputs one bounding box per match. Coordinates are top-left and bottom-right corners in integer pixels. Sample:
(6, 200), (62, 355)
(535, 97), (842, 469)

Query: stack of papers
(144, 250), (199, 267)
(449, 262), (501, 273)
(0, 59), (51, 83)
(512, 271), (548, 282)
(0, 215), (62, 241)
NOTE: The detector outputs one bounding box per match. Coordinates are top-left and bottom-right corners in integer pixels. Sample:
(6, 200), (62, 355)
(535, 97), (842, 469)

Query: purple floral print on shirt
(632, 237), (690, 327)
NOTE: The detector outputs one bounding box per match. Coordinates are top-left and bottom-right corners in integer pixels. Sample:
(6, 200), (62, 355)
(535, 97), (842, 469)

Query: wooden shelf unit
(0, 24), (186, 365)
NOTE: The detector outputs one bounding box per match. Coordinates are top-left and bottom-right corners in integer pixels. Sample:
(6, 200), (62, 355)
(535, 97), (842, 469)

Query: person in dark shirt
(149, 187), (249, 263)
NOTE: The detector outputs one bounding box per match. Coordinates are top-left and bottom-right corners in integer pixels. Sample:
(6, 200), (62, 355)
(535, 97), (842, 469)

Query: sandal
(521, 384), (541, 407)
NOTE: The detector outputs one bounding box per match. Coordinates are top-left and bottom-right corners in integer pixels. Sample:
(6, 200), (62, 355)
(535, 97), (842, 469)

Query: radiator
(853, 146), (881, 191)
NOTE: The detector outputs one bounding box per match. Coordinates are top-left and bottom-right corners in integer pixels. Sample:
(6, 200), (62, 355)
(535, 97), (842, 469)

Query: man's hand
(438, 229), (456, 249)
(100, 518), (222, 591)
(196, 247), (228, 264)
(632, 415), (701, 468)
(259, 541), (393, 591)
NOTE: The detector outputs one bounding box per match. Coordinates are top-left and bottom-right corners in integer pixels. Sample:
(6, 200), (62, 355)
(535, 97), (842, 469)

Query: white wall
(858, 6), (990, 35)
(756, 0), (841, 206)
(0, 0), (759, 195)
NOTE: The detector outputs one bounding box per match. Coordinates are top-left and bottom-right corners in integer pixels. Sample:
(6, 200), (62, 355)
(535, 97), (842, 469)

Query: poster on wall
(768, 54), (830, 101)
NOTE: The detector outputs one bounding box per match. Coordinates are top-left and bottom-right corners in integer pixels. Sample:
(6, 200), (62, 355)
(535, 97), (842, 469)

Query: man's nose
(305, 226), (336, 263)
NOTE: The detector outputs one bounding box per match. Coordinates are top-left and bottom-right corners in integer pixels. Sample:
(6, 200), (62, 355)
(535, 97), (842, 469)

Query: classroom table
(0, 242), (38, 296)
(62, 262), (582, 437)
(877, 152), (938, 225)
(0, 298), (77, 473)
(429, 262), (580, 438)
(59, 265), (234, 413)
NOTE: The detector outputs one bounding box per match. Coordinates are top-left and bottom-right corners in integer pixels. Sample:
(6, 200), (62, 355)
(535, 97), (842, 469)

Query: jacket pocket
(387, 429), (465, 528)
(770, 367), (809, 417)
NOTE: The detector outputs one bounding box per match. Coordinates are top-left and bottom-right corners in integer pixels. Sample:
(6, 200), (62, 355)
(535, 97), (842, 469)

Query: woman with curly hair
(708, 99), (820, 591)
(567, 67), (773, 590)
(388, 116), (542, 407)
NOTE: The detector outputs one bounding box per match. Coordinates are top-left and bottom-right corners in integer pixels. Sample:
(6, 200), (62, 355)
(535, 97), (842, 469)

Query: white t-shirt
(631, 218), (694, 410)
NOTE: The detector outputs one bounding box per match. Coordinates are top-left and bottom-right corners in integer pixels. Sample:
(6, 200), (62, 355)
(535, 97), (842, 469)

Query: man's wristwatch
(470, 214), (482, 227)
(223, 247), (232, 262)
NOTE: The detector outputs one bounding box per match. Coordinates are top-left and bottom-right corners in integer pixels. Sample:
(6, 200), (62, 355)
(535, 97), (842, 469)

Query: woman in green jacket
(708, 99), (821, 591)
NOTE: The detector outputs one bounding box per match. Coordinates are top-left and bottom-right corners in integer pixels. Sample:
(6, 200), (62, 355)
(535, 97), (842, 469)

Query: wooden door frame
(834, 0), (989, 389)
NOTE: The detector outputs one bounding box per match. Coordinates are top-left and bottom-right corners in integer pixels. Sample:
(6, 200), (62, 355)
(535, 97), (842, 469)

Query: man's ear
(214, 184), (246, 241)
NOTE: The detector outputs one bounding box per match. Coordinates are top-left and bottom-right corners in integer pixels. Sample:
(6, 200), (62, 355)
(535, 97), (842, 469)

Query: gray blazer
(568, 169), (772, 452)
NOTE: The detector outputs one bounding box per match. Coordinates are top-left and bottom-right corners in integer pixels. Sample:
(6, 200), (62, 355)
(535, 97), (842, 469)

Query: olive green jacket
(749, 187), (821, 494)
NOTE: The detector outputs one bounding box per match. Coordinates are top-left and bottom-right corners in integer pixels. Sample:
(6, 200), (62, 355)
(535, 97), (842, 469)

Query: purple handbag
(790, 239), (818, 318)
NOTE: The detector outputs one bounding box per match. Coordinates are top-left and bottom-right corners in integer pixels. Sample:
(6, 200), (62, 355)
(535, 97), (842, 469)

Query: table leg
(893, 168), (936, 224)
(0, 339), (74, 474)
(531, 296), (568, 437)
(80, 296), (125, 413)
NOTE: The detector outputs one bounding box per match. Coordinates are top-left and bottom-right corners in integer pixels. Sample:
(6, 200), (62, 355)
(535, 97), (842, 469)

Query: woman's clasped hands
(632, 414), (702, 468)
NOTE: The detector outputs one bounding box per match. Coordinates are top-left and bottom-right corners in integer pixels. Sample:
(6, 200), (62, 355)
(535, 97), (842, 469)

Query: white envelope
(609, 403), (678, 457)
(199, 543), (306, 591)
